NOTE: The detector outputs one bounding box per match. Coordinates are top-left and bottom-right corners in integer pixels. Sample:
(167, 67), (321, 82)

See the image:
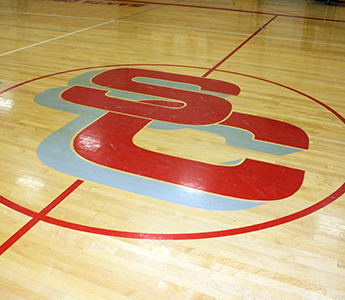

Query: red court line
(0, 195), (37, 218)
(119, 0), (345, 23)
(0, 180), (83, 255)
(0, 219), (40, 256)
(39, 180), (84, 215)
(38, 180), (345, 240)
(1, 176), (344, 241)
(202, 15), (278, 78)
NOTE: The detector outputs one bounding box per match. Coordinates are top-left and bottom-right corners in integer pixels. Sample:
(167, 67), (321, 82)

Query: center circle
(2, 64), (345, 240)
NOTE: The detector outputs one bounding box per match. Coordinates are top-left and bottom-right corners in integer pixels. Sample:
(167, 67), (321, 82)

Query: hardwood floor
(0, 0), (344, 298)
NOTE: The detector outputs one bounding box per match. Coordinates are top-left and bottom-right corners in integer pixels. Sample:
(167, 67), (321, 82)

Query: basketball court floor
(0, 0), (345, 298)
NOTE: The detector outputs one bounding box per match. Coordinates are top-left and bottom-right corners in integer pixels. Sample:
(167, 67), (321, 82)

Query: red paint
(138, 100), (184, 107)
(74, 113), (304, 200)
(39, 180), (84, 215)
(62, 68), (238, 125)
(92, 68), (240, 96)
(66, 67), (305, 201)
(0, 219), (40, 255)
(0, 195), (37, 218)
(1, 181), (344, 240)
(0, 180), (83, 255)
(29, 182), (345, 239)
(223, 112), (309, 149)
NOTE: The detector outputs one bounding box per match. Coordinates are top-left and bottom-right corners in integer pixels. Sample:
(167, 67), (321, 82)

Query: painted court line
(202, 15), (278, 77)
(40, 181), (345, 240)
(0, 180), (83, 256)
(0, 20), (114, 58)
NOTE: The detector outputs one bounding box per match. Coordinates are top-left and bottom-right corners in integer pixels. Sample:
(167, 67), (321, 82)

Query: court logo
(34, 67), (309, 211)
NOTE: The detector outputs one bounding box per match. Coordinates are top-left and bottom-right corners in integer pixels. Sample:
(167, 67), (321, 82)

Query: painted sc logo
(34, 67), (309, 211)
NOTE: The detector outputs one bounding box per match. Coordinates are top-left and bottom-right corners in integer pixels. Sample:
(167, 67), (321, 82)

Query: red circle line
(1, 64), (344, 240)
(0, 182), (344, 240)
(44, 181), (345, 239)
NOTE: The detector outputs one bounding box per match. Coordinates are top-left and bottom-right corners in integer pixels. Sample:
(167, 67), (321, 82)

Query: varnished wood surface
(0, 0), (345, 299)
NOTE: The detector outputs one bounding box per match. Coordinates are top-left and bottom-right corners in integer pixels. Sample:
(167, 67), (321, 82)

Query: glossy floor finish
(0, 0), (345, 299)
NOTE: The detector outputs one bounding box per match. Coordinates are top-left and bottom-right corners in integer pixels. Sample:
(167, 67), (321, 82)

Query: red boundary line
(1, 181), (344, 240)
(118, 0), (345, 23)
(202, 15), (278, 78)
(40, 181), (345, 239)
(0, 180), (83, 255)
